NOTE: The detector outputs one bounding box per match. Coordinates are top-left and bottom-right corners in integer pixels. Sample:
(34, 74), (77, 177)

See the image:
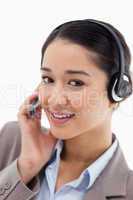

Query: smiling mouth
(46, 109), (75, 125)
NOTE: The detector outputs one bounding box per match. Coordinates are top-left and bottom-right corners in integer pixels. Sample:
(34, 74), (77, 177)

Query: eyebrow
(40, 67), (91, 77)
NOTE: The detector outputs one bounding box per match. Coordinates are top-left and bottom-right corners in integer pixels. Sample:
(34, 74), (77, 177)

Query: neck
(61, 120), (113, 167)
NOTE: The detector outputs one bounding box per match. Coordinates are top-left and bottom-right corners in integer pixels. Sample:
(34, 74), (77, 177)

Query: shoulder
(0, 120), (21, 137)
(127, 169), (133, 199)
(0, 121), (21, 151)
(0, 121), (22, 169)
(0, 120), (21, 145)
(0, 120), (48, 143)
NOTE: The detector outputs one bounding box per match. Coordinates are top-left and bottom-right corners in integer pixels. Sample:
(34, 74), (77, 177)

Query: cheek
(69, 95), (82, 110)
(39, 87), (50, 105)
(73, 89), (109, 120)
(84, 89), (108, 109)
(68, 89), (90, 111)
(85, 90), (110, 121)
(68, 89), (102, 114)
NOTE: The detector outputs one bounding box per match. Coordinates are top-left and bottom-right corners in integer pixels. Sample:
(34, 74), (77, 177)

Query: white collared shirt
(37, 133), (118, 200)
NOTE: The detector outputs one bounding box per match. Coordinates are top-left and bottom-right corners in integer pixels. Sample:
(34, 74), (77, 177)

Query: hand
(17, 84), (57, 184)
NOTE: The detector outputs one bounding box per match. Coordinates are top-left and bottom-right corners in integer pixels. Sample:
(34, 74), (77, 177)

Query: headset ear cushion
(108, 72), (133, 102)
(118, 80), (132, 97)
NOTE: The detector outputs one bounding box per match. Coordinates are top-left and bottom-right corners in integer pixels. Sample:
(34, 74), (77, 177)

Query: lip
(46, 109), (75, 126)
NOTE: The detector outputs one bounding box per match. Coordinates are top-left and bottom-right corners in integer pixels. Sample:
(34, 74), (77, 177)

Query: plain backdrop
(0, 0), (133, 169)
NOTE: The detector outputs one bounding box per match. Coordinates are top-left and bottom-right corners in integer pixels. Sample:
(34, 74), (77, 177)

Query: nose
(48, 87), (68, 107)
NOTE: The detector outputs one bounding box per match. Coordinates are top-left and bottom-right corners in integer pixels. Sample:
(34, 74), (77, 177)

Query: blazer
(0, 120), (133, 200)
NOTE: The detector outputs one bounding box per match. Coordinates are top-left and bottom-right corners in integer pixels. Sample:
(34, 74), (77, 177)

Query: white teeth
(52, 113), (74, 119)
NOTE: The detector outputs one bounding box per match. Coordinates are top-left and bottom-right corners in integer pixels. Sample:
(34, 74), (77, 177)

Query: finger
(18, 104), (42, 121)
(17, 104), (30, 121)
(24, 92), (40, 106)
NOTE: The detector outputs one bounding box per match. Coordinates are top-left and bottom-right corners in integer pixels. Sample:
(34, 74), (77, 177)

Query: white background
(0, 0), (133, 169)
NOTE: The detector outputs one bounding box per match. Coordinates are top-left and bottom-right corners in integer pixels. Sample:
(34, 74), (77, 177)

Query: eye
(41, 76), (54, 84)
(69, 80), (84, 87)
(41, 76), (85, 87)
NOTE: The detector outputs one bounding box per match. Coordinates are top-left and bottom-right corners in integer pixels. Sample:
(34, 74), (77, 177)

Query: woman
(0, 19), (133, 200)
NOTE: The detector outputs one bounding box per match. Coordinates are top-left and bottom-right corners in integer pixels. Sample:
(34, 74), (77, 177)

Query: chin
(50, 127), (78, 140)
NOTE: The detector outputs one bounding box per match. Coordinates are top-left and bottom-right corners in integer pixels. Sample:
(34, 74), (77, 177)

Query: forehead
(42, 39), (105, 79)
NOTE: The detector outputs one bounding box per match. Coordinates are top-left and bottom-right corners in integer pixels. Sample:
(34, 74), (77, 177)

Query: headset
(54, 19), (133, 103)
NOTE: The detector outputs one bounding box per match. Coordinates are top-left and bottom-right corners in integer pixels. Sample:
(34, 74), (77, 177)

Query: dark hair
(40, 19), (132, 106)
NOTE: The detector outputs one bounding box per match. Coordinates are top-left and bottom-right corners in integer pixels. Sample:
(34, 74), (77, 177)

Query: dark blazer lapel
(83, 143), (129, 200)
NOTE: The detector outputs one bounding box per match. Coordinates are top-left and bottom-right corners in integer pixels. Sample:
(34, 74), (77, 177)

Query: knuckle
(18, 104), (29, 115)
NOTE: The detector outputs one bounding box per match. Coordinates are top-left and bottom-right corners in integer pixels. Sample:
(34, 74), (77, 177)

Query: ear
(110, 102), (120, 112)
(108, 97), (119, 111)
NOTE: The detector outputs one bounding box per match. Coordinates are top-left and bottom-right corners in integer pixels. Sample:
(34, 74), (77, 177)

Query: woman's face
(39, 39), (113, 139)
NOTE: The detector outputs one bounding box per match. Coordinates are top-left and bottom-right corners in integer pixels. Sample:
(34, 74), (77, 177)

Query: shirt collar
(54, 139), (63, 153)
(45, 139), (63, 166)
